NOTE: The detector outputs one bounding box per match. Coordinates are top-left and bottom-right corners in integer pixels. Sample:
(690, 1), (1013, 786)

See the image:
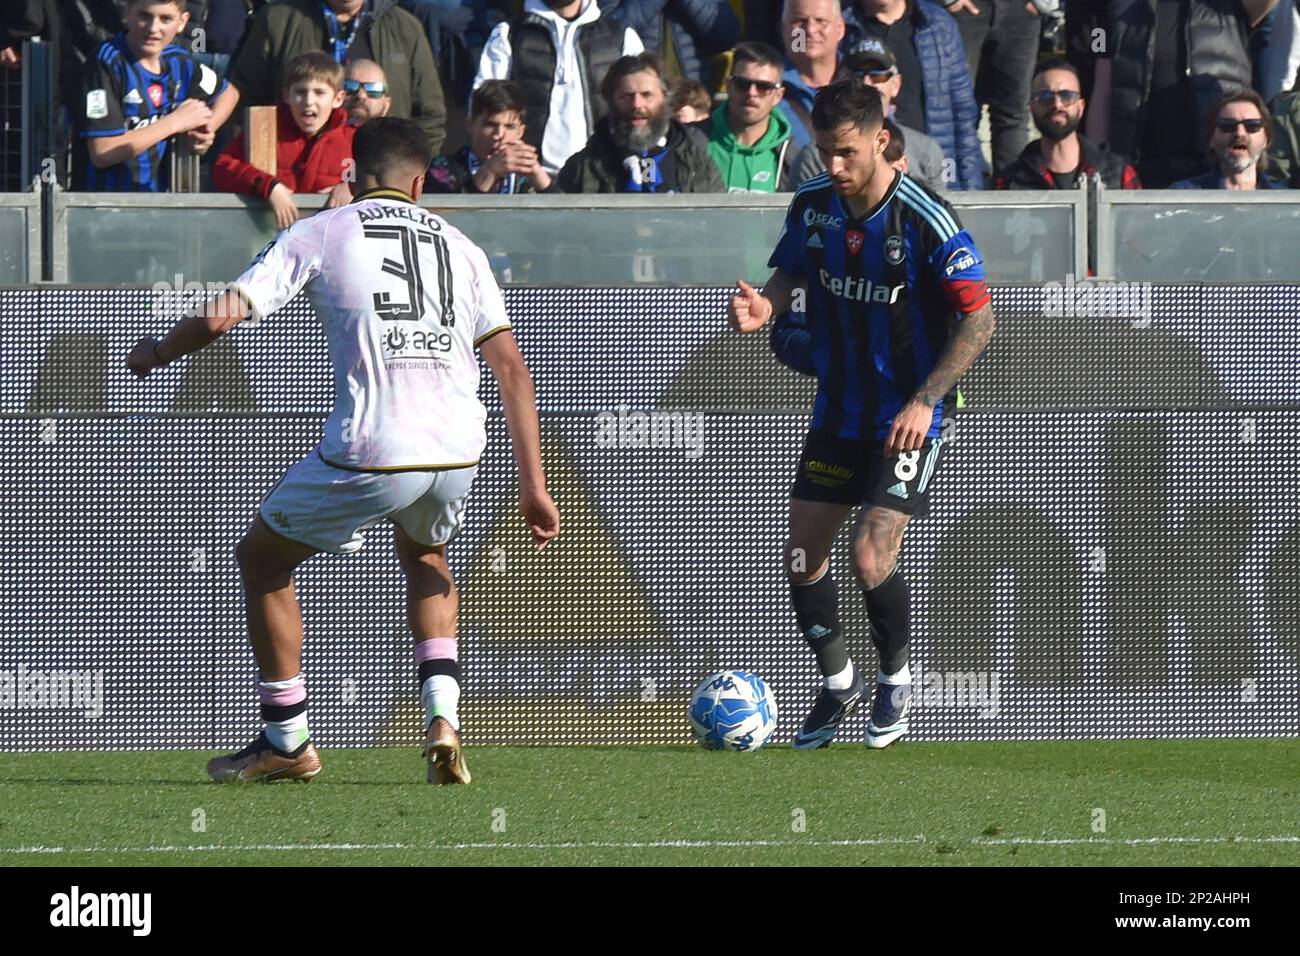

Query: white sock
(825, 660), (856, 691)
(421, 674), (461, 731)
(265, 712), (310, 752)
(879, 662), (912, 686)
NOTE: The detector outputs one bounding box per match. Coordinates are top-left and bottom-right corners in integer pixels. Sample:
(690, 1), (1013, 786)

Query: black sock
(863, 568), (911, 676)
(790, 571), (850, 680)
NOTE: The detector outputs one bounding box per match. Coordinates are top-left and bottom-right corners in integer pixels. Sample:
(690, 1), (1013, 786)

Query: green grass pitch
(1, 740), (1296, 866)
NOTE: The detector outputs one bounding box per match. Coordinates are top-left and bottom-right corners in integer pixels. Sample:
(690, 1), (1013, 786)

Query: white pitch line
(0, 835), (1295, 855)
(972, 836), (1300, 847)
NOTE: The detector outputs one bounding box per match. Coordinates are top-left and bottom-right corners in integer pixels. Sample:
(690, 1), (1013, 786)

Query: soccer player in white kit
(126, 117), (561, 785)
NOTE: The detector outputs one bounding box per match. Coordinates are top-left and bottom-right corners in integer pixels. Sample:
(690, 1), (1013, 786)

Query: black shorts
(791, 429), (948, 515)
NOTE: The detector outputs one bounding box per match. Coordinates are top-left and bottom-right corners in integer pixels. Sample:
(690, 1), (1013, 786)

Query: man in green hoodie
(707, 41), (797, 192)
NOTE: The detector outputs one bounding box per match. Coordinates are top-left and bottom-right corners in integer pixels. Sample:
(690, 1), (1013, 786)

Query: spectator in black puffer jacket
(558, 52), (724, 191)
(1083, 0), (1273, 188)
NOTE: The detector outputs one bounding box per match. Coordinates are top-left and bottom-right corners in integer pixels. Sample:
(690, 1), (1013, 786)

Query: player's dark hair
(601, 52), (669, 104)
(811, 79), (884, 134)
(731, 41), (784, 74)
(470, 80), (527, 121)
(883, 117), (905, 164)
(353, 117), (434, 182)
(1032, 57), (1080, 85)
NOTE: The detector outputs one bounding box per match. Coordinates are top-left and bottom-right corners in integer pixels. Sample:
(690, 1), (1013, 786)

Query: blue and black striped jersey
(74, 34), (226, 192)
(768, 170), (991, 442)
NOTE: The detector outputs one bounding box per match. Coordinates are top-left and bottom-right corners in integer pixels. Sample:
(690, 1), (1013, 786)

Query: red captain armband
(943, 278), (992, 315)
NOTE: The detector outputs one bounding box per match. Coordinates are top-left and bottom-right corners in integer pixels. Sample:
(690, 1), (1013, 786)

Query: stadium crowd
(2, 0), (1300, 204)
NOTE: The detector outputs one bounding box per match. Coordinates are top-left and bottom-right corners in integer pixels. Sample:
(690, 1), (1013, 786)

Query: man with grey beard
(557, 52), (724, 192)
(1172, 88), (1285, 189)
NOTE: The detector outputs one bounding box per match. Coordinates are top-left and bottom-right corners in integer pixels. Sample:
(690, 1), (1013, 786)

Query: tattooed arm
(884, 302), (996, 455)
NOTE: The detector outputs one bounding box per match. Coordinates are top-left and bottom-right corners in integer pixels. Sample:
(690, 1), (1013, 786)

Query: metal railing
(0, 191), (42, 283)
(7, 184), (1300, 286)
(44, 188), (1087, 285)
(1097, 189), (1300, 282)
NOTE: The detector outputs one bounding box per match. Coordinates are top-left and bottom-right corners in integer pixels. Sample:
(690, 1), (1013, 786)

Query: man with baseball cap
(794, 37), (948, 191)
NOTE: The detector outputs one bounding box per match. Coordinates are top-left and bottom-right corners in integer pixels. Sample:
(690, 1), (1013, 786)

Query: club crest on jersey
(147, 84), (164, 108)
(885, 235), (906, 265)
(846, 230), (865, 255)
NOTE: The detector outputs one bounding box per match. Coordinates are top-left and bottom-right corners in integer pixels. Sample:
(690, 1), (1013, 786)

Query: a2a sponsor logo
(383, 326), (454, 357)
(804, 207), (844, 230)
(818, 268), (903, 304)
(944, 247), (977, 277)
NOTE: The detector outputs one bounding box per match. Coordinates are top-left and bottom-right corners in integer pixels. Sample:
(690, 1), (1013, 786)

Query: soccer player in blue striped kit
(728, 80), (995, 749)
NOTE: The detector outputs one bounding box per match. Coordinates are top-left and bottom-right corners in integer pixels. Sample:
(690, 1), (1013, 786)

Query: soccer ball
(688, 670), (778, 752)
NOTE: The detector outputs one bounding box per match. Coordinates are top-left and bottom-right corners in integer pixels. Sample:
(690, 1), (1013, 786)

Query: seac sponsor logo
(944, 247), (977, 277)
(803, 207), (844, 230)
(818, 268), (903, 304)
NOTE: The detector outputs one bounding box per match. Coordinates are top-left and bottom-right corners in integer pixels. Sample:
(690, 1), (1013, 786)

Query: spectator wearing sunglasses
(212, 52), (357, 225)
(344, 59), (393, 126)
(706, 41), (798, 191)
(843, 0), (982, 189)
(208, 0), (448, 155)
(1172, 89), (1284, 189)
(994, 57), (1140, 189)
(793, 37), (948, 191)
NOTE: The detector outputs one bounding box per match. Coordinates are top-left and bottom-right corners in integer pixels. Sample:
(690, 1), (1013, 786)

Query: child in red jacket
(213, 51), (355, 228)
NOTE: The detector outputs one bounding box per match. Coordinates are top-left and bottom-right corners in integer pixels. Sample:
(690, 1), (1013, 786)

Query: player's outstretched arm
(728, 268), (801, 333)
(885, 301), (996, 455)
(126, 287), (253, 379)
(480, 330), (561, 551)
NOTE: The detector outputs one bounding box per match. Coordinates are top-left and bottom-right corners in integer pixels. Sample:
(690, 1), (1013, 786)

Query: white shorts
(258, 446), (478, 555)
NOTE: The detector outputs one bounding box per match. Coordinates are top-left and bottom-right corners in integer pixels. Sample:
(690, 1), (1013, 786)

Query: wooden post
(244, 106), (278, 174)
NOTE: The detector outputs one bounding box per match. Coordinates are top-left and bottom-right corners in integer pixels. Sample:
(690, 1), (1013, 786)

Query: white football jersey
(232, 189), (512, 470)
